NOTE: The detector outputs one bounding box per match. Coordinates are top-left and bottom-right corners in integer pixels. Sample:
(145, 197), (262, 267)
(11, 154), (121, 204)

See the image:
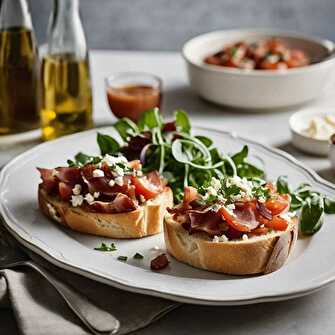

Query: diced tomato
(183, 186), (198, 205)
(265, 194), (290, 215)
(249, 227), (269, 235)
(264, 215), (289, 231)
(131, 176), (160, 200)
(204, 56), (222, 66)
(128, 160), (142, 170)
(58, 182), (72, 201)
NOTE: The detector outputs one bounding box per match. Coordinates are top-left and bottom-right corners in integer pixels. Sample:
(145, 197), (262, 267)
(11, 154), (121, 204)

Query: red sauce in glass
(107, 85), (161, 121)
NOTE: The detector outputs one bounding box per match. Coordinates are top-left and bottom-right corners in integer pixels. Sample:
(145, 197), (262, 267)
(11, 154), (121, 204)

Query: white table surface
(2, 50), (335, 334)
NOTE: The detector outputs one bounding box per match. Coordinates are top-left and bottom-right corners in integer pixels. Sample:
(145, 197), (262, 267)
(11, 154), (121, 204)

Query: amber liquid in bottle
(40, 54), (93, 141)
(0, 27), (40, 134)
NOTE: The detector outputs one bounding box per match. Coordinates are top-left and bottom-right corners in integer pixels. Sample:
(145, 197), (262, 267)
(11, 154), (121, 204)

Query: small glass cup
(105, 72), (162, 122)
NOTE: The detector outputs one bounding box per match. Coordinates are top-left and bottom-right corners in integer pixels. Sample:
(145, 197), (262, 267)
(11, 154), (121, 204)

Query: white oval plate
(1, 127), (335, 306)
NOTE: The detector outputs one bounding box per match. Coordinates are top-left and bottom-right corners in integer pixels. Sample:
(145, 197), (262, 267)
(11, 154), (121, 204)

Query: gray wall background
(28, 0), (335, 51)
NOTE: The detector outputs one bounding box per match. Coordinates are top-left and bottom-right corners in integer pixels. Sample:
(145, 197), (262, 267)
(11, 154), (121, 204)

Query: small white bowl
(182, 29), (335, 109)
(289, 108), (335, 156)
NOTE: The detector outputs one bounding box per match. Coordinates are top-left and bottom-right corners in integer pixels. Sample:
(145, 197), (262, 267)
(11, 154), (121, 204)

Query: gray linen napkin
(0, 222), (180, 335)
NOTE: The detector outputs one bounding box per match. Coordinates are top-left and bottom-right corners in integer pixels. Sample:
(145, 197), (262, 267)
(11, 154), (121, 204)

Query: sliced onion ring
(256, 201), (273, 220)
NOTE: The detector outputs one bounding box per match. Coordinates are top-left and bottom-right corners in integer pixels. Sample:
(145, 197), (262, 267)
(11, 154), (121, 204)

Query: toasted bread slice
(164, 213), (298, 275)
(39, 186), (173, 239)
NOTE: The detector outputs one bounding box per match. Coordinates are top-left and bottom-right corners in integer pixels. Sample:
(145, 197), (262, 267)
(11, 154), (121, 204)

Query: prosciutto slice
(88, 193), (137, 213)
(182, 209), (228, 236)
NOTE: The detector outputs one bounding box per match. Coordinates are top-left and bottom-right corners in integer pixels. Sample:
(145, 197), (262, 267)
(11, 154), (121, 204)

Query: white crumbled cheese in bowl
(92, 169), (104, 178)
(302, 114), (335, 141)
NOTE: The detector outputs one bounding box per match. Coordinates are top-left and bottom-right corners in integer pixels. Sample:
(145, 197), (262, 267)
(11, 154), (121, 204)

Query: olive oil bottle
(0, 0), (40, 135)
(41, 0), (93, 141)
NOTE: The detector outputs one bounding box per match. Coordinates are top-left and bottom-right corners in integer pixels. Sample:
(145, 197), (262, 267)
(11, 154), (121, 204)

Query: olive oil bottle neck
(47, 0), (87, 59)
(0, 0), (33, 31)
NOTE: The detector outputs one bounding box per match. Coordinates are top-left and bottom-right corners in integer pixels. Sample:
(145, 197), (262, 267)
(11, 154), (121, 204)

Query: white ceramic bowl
(289, 108), (335, 156)
(182, 29), (335, 109)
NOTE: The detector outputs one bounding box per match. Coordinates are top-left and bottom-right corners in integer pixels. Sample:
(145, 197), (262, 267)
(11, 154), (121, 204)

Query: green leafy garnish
(276, 175), (290, 194)
(117, 256), (128, 262)
(94, 242), (117, 252)
(97, 133), (120, 155)
(133, 253), (144, 260)
(231, 146), (264, 179)
(300, 196), (324, 235)
(175, 109), (191, 133)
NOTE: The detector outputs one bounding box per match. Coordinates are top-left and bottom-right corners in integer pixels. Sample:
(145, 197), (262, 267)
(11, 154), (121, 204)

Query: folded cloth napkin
(0, 222), (180, 335)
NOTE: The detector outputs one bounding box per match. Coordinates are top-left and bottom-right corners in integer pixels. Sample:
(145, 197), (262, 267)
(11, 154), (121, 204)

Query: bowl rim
(289, 108), (335, 143)
(182, 28), (335, 77)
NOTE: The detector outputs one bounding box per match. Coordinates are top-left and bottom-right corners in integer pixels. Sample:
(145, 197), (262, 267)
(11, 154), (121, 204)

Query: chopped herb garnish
(94, 242), (117, 252)
(117, 256), (128, 262)
(133, 253), (144, 260)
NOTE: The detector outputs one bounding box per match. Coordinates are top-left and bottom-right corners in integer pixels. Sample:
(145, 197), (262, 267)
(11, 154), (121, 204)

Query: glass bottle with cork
(41, 0), (93, 141)
(0, 0), (40, 135)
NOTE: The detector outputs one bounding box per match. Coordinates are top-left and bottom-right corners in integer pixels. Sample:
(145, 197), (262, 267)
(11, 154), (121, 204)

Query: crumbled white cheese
(93, 192), (100, 198)
(213, 234), (229, 243)
(226, 176), (253, 195)
(47, 203), (61, 222)
(115, 176), (124, 186)
(136, 170), (143, 177)
(71, 195), (84, 207)
(242, 234), (249, 241)
(114, 165), (124, 177)
(260, 224), (265, 228)
(51, 169), (59, 177)
(139, 195), (146, 203)
(258, 196), (266, 203)
(108, 179), (115, 187)
(72, 184), (82, 195)
(211, 177), (221, 191)
(92, 169), (104, 178)
(102, 154), (128, 166)
(226, 203), (235, 211)
(84, 193), (95, 204)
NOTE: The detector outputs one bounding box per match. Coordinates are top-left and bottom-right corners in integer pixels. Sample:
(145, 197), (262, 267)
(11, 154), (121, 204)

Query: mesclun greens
(68, 108), (335, 236)
(97, 108), (264, 202)
(276, 175), (335, 235)
(94, 242), (117, 252)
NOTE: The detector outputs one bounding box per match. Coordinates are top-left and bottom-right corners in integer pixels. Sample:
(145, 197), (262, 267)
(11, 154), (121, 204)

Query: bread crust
(164, 213), (298, 275)
(38, 185), (173, 239)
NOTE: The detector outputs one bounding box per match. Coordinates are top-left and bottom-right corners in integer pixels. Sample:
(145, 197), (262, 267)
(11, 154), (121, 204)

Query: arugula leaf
(94, 242), (117, 252)
(324, 197), (335, 214)
(175, 109), (191, 133)
(138, 108), (162, 130)
(97, 133), (120, 155)
(195, 135), (213, 148)
(74, 152), (93, 165)
(276, 176), (290, 194)
(231, 145), (264, 179)
(114, 118), (138, 141)
(231, 145), (248, 165)
(300, 195), (324, 235)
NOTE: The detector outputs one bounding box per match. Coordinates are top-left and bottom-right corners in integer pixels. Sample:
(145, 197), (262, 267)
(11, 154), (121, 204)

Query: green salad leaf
(97, 133), (120, 155)
(300, 196), (324, 235)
